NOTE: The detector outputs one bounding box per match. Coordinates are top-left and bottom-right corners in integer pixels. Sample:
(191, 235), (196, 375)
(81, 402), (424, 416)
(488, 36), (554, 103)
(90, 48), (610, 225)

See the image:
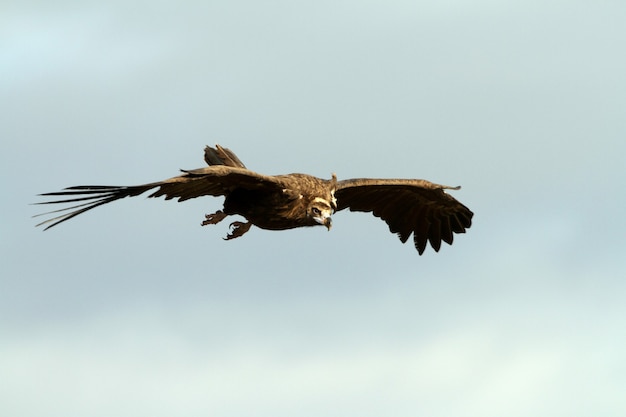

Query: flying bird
(35, 145), (473, 254)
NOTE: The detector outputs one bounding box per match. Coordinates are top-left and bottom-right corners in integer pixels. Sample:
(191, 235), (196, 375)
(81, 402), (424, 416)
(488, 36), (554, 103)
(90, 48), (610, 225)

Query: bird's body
(220, 173), (335, 230)
(35, 145), (473, 254)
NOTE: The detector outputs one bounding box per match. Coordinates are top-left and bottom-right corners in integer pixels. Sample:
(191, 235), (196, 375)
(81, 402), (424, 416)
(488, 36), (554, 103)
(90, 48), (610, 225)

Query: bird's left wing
(34, 166), (284, 230)
(334, 178), (473, 254)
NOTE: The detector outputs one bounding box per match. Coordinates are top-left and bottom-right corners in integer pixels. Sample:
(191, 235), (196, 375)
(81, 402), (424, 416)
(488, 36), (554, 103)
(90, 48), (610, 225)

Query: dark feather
(335, 178), (473, 254)
(204, 144), (246, 168)
(34, 184), (157, 230)
(35, 165), (284, 230)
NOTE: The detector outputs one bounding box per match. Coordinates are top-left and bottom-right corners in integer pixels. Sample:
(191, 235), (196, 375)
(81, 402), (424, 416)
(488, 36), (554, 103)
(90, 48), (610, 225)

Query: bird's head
(308, 197), (333, 230)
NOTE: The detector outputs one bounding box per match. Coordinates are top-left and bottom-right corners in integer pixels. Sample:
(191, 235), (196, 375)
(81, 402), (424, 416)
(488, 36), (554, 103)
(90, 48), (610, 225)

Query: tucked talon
(201, 210), (227, 226)
(224, 221), (252, 240)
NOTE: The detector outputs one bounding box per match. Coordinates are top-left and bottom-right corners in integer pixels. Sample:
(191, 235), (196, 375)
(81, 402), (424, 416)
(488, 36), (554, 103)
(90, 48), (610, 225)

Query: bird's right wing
(34, 166), (284, 230)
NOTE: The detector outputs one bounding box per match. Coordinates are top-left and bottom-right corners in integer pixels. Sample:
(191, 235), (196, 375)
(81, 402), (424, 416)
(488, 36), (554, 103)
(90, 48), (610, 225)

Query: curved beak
(324, 217), (332, 231)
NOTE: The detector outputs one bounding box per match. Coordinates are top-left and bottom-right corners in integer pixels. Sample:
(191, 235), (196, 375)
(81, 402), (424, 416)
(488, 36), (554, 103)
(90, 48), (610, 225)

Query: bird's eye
(312, 207), (321, 215)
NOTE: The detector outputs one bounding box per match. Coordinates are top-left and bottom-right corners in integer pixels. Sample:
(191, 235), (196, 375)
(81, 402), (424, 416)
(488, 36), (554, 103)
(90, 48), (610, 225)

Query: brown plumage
(35, 145), (473, 254)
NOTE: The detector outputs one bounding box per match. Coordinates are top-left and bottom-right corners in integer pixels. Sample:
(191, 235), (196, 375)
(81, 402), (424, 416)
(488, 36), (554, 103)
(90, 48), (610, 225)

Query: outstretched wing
(335, 178), (473, 254)
(34, 165), (284, 230)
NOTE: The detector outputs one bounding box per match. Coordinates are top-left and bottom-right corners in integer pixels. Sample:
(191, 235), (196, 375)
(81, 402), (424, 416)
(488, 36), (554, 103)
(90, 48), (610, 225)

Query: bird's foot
(224, 221), (252, 240)
(201, 210), (227, 226)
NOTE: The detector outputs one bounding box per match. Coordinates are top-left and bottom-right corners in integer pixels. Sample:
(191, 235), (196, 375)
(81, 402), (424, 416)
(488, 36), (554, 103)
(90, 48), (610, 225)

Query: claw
(224, 221), (252, 240)
(201, 210), (227, 226)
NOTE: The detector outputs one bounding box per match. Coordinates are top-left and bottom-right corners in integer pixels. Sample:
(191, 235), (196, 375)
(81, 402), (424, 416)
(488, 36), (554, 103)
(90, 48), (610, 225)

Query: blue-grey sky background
(2, 1), (625, 416)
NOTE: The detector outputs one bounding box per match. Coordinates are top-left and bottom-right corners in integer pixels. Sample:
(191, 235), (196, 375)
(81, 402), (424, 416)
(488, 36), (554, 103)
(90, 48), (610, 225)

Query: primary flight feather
(35, 145), (473, 254)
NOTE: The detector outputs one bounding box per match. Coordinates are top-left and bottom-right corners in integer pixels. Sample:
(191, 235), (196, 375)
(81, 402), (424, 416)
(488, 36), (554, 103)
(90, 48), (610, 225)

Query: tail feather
(204, 144), (246, 168)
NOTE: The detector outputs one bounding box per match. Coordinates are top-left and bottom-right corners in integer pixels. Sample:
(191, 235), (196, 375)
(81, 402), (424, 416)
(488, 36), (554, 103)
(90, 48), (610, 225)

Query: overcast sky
(2, 1), (625, 416)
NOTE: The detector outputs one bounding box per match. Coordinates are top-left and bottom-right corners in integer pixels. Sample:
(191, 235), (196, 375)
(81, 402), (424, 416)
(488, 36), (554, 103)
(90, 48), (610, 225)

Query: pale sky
(2, 1), (625, 416)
